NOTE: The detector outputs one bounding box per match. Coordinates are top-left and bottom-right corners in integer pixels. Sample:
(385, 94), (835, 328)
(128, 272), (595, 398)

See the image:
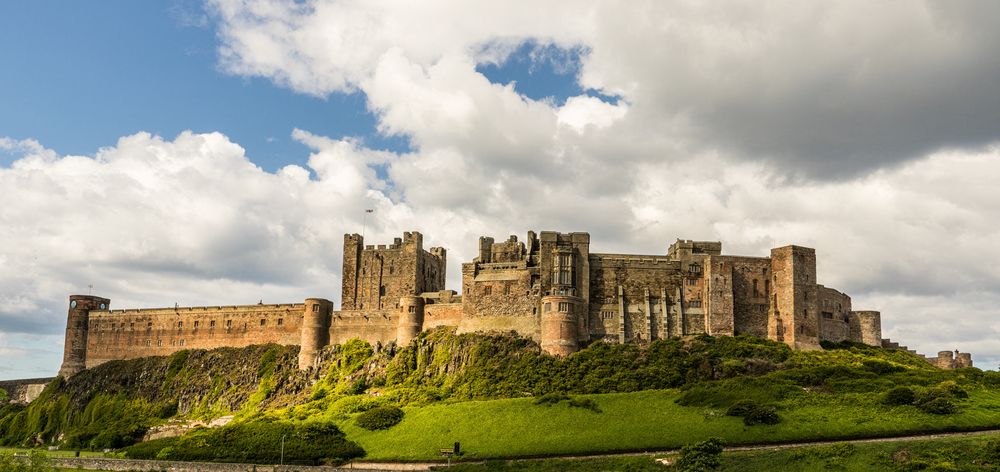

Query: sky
(2, 0), (1000, 379)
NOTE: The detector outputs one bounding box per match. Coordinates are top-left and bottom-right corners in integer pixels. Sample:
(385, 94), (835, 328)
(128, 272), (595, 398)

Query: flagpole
(362, 209), (374, 239)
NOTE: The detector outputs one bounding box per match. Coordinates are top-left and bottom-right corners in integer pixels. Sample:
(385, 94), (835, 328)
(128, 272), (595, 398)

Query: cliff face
(0, 344), (305, 448)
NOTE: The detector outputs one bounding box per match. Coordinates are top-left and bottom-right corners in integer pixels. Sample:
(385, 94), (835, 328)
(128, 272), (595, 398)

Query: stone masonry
(55, 230), (972, 378)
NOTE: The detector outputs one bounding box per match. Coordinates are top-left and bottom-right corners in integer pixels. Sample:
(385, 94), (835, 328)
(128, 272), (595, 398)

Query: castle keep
(58, 230), (972, 377)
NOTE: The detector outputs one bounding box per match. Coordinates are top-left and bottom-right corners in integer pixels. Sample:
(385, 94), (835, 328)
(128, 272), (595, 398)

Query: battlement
(100, 303), (305, 316)
(668, 239), (722, 259)
(60, 228), (969, 376)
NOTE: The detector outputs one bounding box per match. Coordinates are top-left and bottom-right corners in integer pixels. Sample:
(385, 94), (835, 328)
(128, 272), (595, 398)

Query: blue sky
(2, 1), (1000, 378)
(0, 1), (391, 171)
(0, 1), (590, 171)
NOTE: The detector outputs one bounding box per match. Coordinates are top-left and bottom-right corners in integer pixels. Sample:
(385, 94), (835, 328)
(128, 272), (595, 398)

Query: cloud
(5, 1), (1000, 377)
(209, 0), (1000, 178)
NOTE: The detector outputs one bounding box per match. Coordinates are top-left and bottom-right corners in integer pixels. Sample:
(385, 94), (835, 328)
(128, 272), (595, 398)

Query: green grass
(341, 388), (1000, 461)
(446, 432), (1000, 471)
(0, 447), (106, 458)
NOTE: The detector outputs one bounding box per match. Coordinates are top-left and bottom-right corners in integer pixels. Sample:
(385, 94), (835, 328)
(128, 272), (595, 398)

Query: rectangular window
(688, 300), (702, 308)
(226, 320), (232, 329)
(156, 339), (163, 347)
(312, 304), (319, 312)
(194, 320), (200, 329)
(483, 286), (492, 296)
(210, 320), (216, 328)
(179, 339), (185, 347)
(822, 312), (834, 320)
(129, 322), (134, 330)
(260, 319), (266, 326)
(147, 322), (152, 331)
(558, 302), (570, 312)
(544, 303), (551, 312)
(145, 339), (151, 347)
(408, 305), (415, 313)
(277, 318), (283, 326)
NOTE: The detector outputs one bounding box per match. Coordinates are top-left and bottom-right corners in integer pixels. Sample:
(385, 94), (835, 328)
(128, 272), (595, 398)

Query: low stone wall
(50, 457), (432, 471)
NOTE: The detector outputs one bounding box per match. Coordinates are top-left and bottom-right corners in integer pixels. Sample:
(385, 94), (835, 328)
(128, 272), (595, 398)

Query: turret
(341, 234), (363, 310)
(540, 292), (582, 356)
(936, 350), (955, 369)
(396, 296), (425, 347)
(299, 298), (333, 370)
(955, 352), (973, 368)
(58, 295), (110, 378)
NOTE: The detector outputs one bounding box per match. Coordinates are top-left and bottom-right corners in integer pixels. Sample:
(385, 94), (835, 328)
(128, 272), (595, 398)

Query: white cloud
(5, 1), (1000, 376)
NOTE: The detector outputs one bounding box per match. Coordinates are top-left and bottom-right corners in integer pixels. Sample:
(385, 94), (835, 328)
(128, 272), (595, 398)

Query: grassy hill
(1, 327), (998, 465)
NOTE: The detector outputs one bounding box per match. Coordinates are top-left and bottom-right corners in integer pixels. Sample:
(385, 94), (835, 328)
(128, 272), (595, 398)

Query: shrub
(567, 397), (602, 413)
(883, 386), (916, 406)
(742, 405), (781, 426)
(124, 421), (363, 465)
(722, 399), (781, 426)
(356, 406), (405, 430)
(938, 381), (968, 399)
(677, 437), (725, 471)
(918, 397), (957, 415)
(862, 360), (905, 375)
(533, 393), (571, 406)
(725, 399), (758, 417)
(534, 393), (601, 413)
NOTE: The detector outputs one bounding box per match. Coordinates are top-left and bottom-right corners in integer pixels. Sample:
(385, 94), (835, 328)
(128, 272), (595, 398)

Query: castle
(58, 230), (973, 378)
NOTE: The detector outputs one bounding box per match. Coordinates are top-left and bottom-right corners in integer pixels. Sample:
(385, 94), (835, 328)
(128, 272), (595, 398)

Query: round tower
(58, 295), (110, 378)
(298, 298), (333, 371)
(936, 350), (955, 369)
(396, 296), (425, 347)
(540, 293), (582, 357)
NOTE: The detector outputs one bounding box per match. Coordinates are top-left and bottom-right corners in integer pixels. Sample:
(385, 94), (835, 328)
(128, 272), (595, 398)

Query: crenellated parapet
(59, 228), (969, 377)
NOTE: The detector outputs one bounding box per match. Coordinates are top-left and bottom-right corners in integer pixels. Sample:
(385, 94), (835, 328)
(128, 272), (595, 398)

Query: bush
(356, 406), (405, 430)
(862, 360), (905, 375)
(0, 449), (54, 472)
(677, 437), (725, 471)
(722, 399), (781, 426)
(533, 393), (571, 406)
(124, 421), (363, 465)
(883, 386), (916, 406)
(742, 405), (781, 426)
(567, 397), (602, 413)
(725, 399), (758, 417)
(917, 397), (957, 415)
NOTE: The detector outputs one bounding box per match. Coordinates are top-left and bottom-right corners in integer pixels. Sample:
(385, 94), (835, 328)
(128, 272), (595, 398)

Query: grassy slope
(447, 432), (1000, 471)
(341, 388), (1000, 460)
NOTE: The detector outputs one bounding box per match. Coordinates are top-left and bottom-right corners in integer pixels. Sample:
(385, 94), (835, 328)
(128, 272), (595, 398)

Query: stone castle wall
(85, 303), (305, 369)
(57, 229), (971, 379)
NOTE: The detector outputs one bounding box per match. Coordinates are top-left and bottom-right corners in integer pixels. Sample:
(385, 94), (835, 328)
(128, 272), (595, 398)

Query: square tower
(767, 245), (821, 350)
(340, 232), (446, 311)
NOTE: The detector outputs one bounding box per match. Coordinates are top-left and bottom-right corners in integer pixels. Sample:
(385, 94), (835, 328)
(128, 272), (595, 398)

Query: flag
(365, 209), (374, 213)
